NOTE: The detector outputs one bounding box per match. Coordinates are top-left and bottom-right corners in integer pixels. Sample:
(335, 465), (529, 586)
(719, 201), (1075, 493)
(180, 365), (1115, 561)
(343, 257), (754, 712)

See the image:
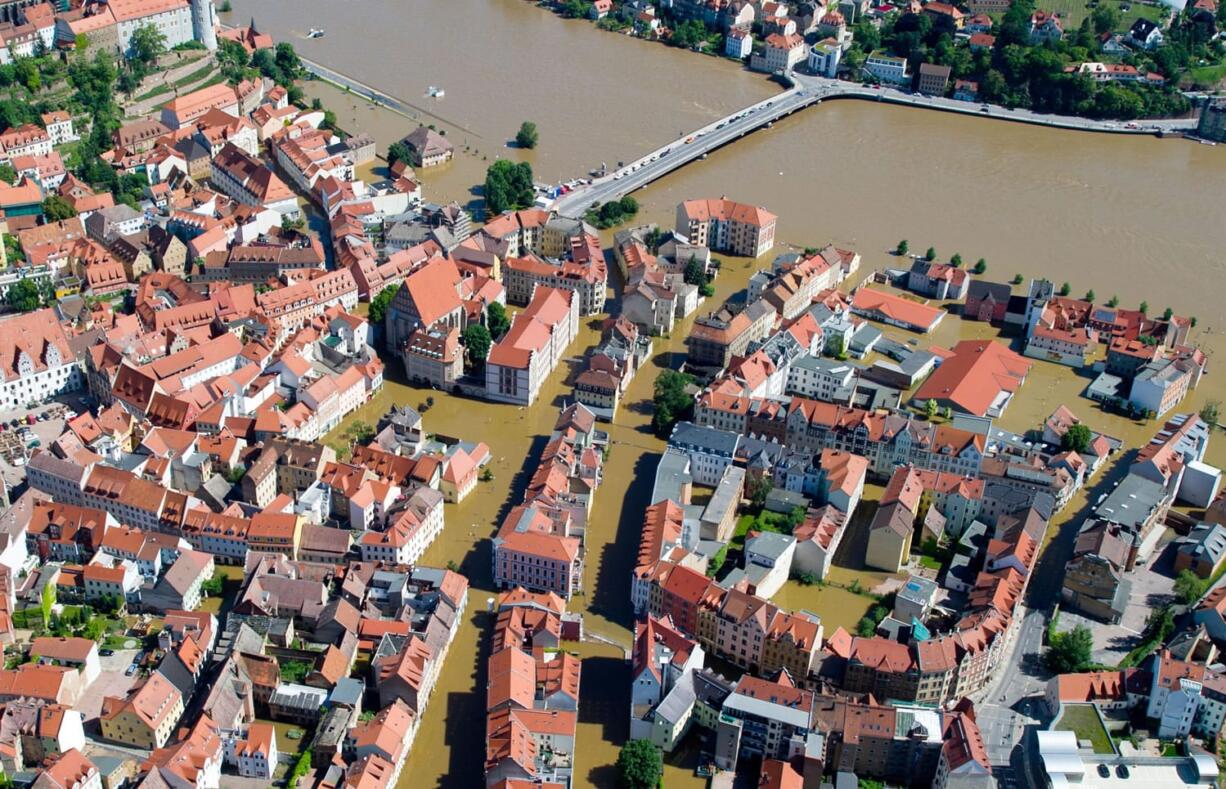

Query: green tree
(0, 165), (14, 185)
(387, 140), (412, 167)
(483, 160), (535, 215)
(560, 0), (592, 17)
(1084, 289), (1095, 302)
(1162, 307), (1174, 321)
(925, 398), (939, 420)
(6, 279), (40, 312)
(1061, 423), (1092, 453)
(972, 258), (987, 275)
(1174, 569), (1207, 605)
(1200, 400), (1220, 428)
(1107, 295), (1119, 307)
(1091, 4), (1121, 34)
(652, 369), (694, 437)
(617, 739), (662, 789)
(42, 196), (77, 221)
(130, 23), (167, 65)
(669, 19), (708, 49)
(1044, 624), (1093, 673)
(925, 246), (936, 261)
(1059, 282), (1071, 296)
(462, 323), (492, 364)
(1139, 300), (1148, 315)
(1012, 273), (1024, 285)
(950, 253), (963, 268)
(515, 121), (539, 149)
(367, 285), (397, 325)
(486, 301), (510, 338)
(896, 239), (908, 256)
(683, 255), (707, 287)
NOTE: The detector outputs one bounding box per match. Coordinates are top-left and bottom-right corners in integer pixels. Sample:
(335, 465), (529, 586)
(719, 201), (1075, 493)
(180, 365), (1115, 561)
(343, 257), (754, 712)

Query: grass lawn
(1184, 63), (1226, 89)
(1055, 704), (1115, 754)
(1041, 0), (1167, 31)
(918, 554), (942, 571)
(134, 62), (219, 103)
(102, 634), (142, 650)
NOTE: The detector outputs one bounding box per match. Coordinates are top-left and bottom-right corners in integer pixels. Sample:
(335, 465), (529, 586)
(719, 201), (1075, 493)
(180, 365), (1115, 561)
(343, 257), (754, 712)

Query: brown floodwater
(225, 0), (1226, 784)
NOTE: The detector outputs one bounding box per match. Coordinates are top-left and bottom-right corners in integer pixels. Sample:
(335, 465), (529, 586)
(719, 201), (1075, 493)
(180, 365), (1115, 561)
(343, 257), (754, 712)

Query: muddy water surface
(220, 0), (1226, 784)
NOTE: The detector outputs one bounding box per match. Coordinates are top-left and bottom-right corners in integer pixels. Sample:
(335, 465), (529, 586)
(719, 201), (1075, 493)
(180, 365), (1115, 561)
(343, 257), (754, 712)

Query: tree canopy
(515, 121), (539, 149)
(652, 369), (694, 437)
(1044, 624), (1093, 673)
(1061, 423), (1092, 453)
(368, 285), (397, 325)
(486, 302), (510, 339)
(483, 160), (535, 215)
(463, 323), (492, 364)
(6, 279), (41, 312)
(616, 739), (662, 789)
(387, 141), (412, 168)
(1175, 569), (1207, 605)
(130, 24), (167, 65)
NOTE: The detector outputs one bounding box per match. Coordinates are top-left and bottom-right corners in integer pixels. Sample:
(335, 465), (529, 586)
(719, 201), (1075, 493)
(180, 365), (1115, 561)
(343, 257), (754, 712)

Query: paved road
(552, 83), (814, 217)
(552, 70), (1198, 218)
(973, 605), (1051, 765)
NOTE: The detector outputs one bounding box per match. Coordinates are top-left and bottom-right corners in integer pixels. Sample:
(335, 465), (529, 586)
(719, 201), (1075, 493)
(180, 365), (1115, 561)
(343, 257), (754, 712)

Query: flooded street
(224, 0), (1226, 785)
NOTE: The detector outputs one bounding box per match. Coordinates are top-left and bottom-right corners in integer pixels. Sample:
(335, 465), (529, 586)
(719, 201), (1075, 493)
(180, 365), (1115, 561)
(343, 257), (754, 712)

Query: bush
(585, 196), (639, 229)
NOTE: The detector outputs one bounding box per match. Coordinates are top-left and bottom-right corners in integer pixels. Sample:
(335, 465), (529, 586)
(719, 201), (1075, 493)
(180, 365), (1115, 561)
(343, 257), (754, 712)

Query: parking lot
(1057, 536), (1178, 665)
(77, 648), (141, 728)
(0, 396), (86, 490)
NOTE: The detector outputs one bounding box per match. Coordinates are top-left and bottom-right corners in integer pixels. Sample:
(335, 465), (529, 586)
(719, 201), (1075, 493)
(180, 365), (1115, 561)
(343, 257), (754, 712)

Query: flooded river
(227, 0), (1226, 785)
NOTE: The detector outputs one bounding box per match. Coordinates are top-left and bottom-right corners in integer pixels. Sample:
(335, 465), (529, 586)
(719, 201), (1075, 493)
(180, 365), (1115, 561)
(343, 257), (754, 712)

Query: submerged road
(552, 71), (1199, 218)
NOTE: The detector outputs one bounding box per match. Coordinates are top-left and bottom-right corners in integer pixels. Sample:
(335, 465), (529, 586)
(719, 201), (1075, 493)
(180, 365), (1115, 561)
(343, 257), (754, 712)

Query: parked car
(124, 664), (137, 676)
(100, 648), (114, 657)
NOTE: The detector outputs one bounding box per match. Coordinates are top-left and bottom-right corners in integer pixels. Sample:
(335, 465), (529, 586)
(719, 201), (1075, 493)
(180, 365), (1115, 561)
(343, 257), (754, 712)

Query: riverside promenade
(298, 54), (485, 139)
(552, 72), (1198, 217)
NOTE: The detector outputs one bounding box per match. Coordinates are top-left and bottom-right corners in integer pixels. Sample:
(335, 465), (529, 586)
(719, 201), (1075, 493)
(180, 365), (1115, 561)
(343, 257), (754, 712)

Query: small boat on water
(426, 86), (445, 99)
(307, 28), (325, 38)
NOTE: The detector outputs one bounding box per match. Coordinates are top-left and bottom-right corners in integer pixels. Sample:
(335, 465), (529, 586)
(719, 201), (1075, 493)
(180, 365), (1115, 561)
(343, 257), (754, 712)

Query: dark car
(99, 648), (114, 657)
(125, 664), (137, 676)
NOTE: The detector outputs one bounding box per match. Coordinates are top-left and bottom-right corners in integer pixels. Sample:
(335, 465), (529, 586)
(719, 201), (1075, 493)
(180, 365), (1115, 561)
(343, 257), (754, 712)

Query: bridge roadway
(551, 72), (1198, 218)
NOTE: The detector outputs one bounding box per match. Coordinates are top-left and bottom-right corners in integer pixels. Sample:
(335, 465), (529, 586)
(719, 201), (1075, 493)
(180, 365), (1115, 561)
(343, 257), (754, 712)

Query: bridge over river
(550, 72), (1198, 218)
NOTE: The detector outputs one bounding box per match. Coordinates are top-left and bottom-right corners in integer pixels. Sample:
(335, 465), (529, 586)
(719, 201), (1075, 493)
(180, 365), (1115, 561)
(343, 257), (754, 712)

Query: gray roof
(724, 688), (811, 730)
(897, 575), (939, 604)
(1096, 475), (1167, 532)
(669, 421), (741, 457)
(270, 682), (328, 710)
(403, 125), (453, 156)
(746, 531), (796, 564)
(330, 676), (364, 707)
(654, 670), (698, 724)
(652, 448), (693, 505)
(1179, 523), (1226, 566)
(966, 279), (1012, 304)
